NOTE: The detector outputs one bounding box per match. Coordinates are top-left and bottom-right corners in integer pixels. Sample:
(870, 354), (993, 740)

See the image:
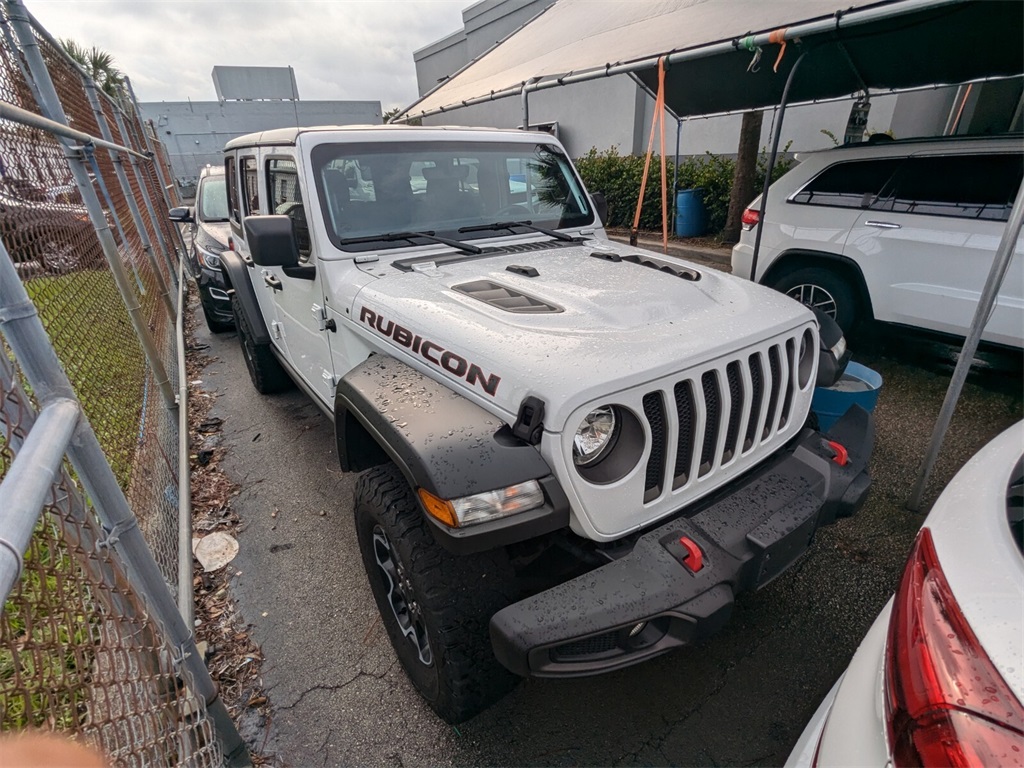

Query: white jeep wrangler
(219, 125), (873, 723)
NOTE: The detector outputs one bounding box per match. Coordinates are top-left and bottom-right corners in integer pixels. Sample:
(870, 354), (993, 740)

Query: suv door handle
(263, 273), (283, 291)
(865, 220), (901, 229)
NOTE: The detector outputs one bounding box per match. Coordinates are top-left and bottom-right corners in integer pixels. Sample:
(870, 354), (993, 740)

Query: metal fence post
(82, 78), (175, 320)
(110, 106), (178, 282)
(0, 239), (251, 766)
(5, 0), (175, 409)
(124, 77), (189, 252)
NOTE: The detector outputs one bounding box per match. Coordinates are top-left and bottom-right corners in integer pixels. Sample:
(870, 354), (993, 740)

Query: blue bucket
(675, 188), (706, 237)
(811, 361), (883, 432)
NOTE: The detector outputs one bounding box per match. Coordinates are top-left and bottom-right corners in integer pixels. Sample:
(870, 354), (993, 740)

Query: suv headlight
(573, 405), (617, 467)
(195, 243), (223, 270)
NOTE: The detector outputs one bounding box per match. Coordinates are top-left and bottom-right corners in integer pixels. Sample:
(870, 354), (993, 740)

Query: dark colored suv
(170, 166), (233, 332)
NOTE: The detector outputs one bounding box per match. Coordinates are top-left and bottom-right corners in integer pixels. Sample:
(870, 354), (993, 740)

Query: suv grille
(643, 338), (800, 497)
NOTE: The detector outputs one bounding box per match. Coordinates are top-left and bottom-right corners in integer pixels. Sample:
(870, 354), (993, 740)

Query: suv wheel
(354, 463), (519, 723)
(230, 293), (292, 393)
(770, 266), (861, 335)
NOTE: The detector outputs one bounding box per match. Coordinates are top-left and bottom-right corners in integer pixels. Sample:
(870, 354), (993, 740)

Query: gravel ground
(188, 256), (1022, 765)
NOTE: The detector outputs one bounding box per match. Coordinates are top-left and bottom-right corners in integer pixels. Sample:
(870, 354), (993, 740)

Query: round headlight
(573, 406), (617, 467)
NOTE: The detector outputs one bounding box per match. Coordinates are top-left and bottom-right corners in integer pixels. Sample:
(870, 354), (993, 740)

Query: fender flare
(219, 249), (271, 345)
(335, 355), (569, 552)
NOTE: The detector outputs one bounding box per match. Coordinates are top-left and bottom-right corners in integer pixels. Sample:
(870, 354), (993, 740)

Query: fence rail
(0, 0), (247, 763)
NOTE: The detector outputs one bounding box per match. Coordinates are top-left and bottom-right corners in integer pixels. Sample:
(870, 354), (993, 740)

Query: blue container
(811, 361), (883, 432)
(675, 188), (706, 237)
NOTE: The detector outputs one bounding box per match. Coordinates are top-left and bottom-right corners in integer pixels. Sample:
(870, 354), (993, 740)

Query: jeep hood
(349, 239), (812, 431)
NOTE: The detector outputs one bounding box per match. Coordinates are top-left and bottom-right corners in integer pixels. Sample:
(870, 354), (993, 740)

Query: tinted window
(872, 153), (1023, 221)
(241, 156), (259, 216)
(791, 158), (903, 209)
(225, 159), (239, 224)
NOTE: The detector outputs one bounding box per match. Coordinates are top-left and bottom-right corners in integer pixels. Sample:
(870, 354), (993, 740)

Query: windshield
(311, 140), (593, 252)
(198, 176), (229, 222)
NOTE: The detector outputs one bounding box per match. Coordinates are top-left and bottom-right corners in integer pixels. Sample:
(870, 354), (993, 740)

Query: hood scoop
(590, 250), (701, 281)
(453, 280), (563, 314)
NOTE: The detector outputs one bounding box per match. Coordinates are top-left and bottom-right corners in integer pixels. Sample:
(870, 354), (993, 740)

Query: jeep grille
(563, 325), (816, 539)
(643, 339), (801, 499)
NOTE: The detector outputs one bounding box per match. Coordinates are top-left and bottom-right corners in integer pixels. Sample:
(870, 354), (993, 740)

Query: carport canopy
(399, 0), (1024, 510)
(399, 0), (1023, 121)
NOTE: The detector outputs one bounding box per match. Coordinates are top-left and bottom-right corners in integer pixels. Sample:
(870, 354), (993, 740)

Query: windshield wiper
(339, 230), (482, 255)
(458, 220), (582, 243)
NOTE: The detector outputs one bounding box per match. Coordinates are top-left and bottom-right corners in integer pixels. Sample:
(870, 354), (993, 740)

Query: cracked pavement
(193, 297), (1021, 767)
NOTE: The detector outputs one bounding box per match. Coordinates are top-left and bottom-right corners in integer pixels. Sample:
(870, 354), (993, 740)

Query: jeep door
(260, 155), (337, 404)
(230, 153), (284, 336)
(844, 152), (1023, 347)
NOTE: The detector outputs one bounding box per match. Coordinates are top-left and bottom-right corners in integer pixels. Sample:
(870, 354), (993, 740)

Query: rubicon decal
(359, 307), (501, 396)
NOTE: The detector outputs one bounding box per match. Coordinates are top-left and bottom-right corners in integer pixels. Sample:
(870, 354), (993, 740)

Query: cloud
(25, 0), (466, 107)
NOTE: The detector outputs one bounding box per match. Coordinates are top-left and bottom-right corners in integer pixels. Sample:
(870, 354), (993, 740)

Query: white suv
(731, 136), (1023, 348)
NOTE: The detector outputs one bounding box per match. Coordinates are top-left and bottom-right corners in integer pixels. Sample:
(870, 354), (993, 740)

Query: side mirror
(168, 206), (193, 223)
(244, 215), (300, 268)
(812, 307), (852, 387)
(591, 192), (609, 227)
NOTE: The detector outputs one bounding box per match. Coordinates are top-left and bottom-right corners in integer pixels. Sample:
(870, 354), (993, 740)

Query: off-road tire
(230, 292), (291, 393)
(770, 266), (862, 336)
(354, 463), (520, 723)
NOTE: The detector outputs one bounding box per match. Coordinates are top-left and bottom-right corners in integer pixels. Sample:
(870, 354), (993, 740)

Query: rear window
(791, 158), (903, 209)
(872, 153), (1023, 221)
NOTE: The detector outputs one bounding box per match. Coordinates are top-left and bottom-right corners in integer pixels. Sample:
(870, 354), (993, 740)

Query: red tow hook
(825, 440), (849, 467)
(678, 536), (704, 573)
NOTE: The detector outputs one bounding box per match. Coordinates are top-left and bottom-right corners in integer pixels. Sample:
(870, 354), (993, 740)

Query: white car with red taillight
(787, 421), (1024, 767)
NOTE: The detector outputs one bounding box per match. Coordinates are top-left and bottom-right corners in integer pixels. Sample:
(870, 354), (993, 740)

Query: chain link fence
(0, 0), (247, 763)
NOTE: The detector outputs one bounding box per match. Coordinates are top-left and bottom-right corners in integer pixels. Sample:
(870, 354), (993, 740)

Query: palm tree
(58, 38), (124, 98)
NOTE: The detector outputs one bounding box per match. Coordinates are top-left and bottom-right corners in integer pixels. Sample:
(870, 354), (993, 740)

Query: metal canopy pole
(907, 178), (1024, 511)
(749, 49), (808, 281)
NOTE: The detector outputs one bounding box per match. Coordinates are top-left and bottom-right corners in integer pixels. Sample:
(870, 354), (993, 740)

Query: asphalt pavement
(192, 271), (1021, 766)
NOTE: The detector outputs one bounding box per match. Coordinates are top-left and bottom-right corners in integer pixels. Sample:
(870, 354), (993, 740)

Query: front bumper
(490, 405), (873, 678)
(196, 265), (233, 323)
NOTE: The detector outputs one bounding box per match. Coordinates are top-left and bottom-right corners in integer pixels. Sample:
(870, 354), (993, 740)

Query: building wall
(139, 99), (381, 193)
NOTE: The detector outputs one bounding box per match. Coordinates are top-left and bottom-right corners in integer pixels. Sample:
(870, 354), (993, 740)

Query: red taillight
(740, 207), (760, 230)
(885, 527), (1024, 766)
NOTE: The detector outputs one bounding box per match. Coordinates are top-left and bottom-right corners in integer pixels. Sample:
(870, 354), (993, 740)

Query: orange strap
(632, 57), (668, 253)
(769, 28), (788, 73)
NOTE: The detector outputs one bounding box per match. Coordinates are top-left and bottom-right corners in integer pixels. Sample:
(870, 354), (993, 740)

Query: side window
(876, 153), (1023, 221)
(791, 158), (903, 209)
(267, 157), (310, 259)
(241, 156), (260, 215)
(225, 158), (239, 225)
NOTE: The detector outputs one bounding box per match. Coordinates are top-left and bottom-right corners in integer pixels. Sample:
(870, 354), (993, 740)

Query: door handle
(263, 273), (282, 291)
(865, 220), (901, 229)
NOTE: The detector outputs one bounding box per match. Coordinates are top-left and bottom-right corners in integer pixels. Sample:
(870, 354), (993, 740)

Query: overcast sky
(25, 0), (469, 109)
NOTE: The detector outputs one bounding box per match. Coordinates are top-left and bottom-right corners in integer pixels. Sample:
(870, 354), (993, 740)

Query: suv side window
(226, 158), (240, 226)
(791, 158), (903, 209)
(267, 157), (310, 259)
(872, 153), (1023, 221)
(241, 156), (260, 215)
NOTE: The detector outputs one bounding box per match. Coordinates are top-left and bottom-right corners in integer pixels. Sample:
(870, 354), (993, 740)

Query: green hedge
(574, 146), (795, 235)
